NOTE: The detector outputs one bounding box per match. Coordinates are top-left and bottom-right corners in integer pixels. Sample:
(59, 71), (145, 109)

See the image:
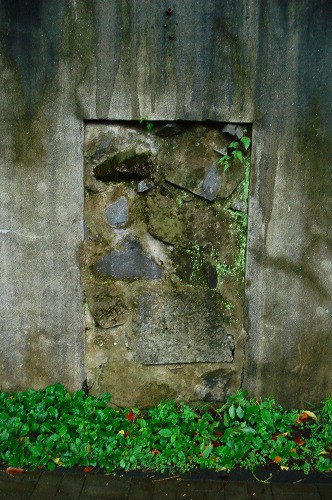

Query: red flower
(150, 449), (160, 455)
(126, 412), (135, 422)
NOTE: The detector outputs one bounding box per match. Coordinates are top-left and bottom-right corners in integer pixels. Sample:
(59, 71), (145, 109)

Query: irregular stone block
(134, 289), (234, 364)
(105, 196), (128, 227)
(200, 163), (220, 201)
(222, 123), (237, 135)
(178, 204), (238, 270)
(137, 179), (154, 193)
(93, 239), (163, 280)
(162, 127), (244, 200)
(235, 125), (244, 139)
(92, 136), (111, 160)
(156, 123), (183, 137)
(85, 283), (127, 328)
(96, 360), (179, 407)
(230, 200), (247, 212)
(93, 149), (154, 181)
(173, 248), (219, 289)
(195, 369), (231, 401)
(146, 192), (183, 244)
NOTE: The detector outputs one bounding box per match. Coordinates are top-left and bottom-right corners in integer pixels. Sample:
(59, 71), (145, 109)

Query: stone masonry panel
(81, 122), (250, 406)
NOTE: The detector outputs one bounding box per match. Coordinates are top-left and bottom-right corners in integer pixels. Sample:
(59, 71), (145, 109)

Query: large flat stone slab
(161, 127), (245, 200)
(134, 289), (234, 364)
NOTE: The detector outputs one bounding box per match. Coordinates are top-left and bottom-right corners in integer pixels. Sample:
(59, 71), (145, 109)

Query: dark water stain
(0, 0), (64, 117)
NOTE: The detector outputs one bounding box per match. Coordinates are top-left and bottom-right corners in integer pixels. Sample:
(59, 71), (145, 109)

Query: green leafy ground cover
(0, 386), (331, 475)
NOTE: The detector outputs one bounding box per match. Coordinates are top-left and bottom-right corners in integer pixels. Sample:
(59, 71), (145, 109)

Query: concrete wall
(0, 0), (331, 406)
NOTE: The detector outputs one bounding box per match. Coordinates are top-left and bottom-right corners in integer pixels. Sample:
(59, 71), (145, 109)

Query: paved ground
(0, 471), (331, 499)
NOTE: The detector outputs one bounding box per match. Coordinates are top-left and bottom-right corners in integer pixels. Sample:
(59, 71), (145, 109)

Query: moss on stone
(94, 150), (154, 181)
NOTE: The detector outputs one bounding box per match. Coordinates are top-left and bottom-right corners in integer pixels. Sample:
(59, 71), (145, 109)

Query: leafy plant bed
(0, 385), (331, 479)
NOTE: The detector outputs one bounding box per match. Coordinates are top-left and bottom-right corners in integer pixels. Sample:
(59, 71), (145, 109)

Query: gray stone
(213, 146), (227, 156)
(137, 180), (154, 193)
(83, 222), (89, 239)
(93, 136), (111, 160)
(222, 123), (237, 136)
(93, 239), (163, 280)
(134, 289), (234, 364)
(200, 163), (220, 201)
(156, 123), (183, 137)
(230, 200), (247, 212)
(235, 125), (244, 139)
(104, 196), (128, 227)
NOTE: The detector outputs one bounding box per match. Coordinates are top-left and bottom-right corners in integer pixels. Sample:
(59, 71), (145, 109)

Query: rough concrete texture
(0, 0), (331, 406)
(81, 123), (248, 405)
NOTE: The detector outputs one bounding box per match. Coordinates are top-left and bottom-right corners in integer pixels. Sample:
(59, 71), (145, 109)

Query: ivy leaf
(229, 141), (239, 149)
(58, 425), (67, 437)
(229, 405), (236, 419)
(232, 150), (243, 162)
(261, 409), (272, 426)
(159, 428), (172, 438)
(47, 461), (56, 471)
(236, 406), (244, 419)
(20, 423), (30, 436)
(202, 444), (213, 458)
(218, 155), (229, 165)
(48, 407), (59, 419)
(241, 136), (251, 150)
(242, 426), (255, 435)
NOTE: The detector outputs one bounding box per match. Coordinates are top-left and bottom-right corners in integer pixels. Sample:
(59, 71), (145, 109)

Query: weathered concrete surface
(0, 0), (331, 405)
(0, 1), (86, 390)
(243, 1), (332, 405)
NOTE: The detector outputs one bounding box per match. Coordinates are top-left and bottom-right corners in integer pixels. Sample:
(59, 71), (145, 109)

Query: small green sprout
(140, 116), (154, 132)
(218, 127), (251, 171)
